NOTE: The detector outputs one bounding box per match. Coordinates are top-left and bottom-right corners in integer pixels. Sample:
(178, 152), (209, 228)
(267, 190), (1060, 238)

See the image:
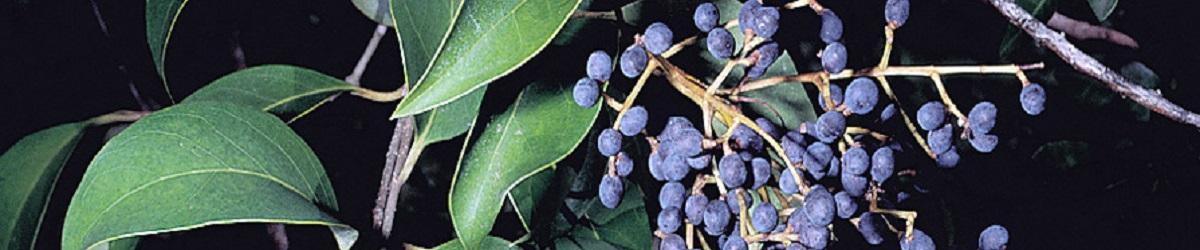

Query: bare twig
(346, 24), (389, 86)
(1047, 12), (1139, 48)
(266, 224), (289, 250)
(374, 115), (416, 239)
(571, 10), (617, 21)
(987, 0), (1200, 129)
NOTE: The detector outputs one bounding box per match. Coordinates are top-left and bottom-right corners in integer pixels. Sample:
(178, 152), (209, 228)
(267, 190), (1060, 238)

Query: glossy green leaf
(414, 87), (488, 147)
(392, 0), (583, 117)
(62, 102), (356, 250)
(182, 65), (357, 122)
(0, 122), (87, 250)
(352, 0), (393, 26)
(508, 168), (553, 233)
(432, 236), (518, 250)
(1087, 0), (1118, 22)
(555, 180), (651, 250)
(146, 0), (187, 99)
(450, 79), (601, 249)
(389, 0), (465, 88)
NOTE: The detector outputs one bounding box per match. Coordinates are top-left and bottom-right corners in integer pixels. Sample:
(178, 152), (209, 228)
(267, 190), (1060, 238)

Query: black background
(3, 0), (1200, 249)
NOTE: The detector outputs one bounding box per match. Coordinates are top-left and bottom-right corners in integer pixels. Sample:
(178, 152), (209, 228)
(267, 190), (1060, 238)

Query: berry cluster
(573, 0), (1035, 249)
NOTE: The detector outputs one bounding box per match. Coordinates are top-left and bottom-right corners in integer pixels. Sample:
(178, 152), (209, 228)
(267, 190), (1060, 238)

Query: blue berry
(619, 45), (648, 78)
(572, 77), (599, 108)
(755, 117), (780, 139)
(821, 42), (848, 74)
(845, 77), (880, 115)
(662, 153), (690, 182)
(927, 124), (953, 154)
(644, 22), (674, 55)
(688, 154), (712, 170)
(820, 10), (843, 43)
(751, 157), (771, 189)
(752, 7), (780, 39)
(658, 207), (682, 233)
(748, 42), (780, 79)
(726, 189), (751, 215)
(707, 28), (736, 59)
(979, 225), (1009, 250)
(660, 117), (704, 157)
(804, 185), (835, 226)
(782, 135), (807, 166)
(885, 0), (910, 28)
(871, 147), (895, 183)
(857, 212), (885, 245)
(819, 84), (844, 111)
(779, 167), (801, 195)
(685, 194), (709, 223)
(598, 128), (621, 156)
(1021, 83), (1046, 115)
(806, 142), (834, 178)
(599, 175), (623, 208)
(615, 151), (633, 177)
(798, 218), (830, 249)
(660, 181), (686, 209)
(827, 156), (840, 177)
(751, 203), (778, 233)
(648, 150), (666, 181)
(586, 50), (612, 81)
(785, 130), (805, 144)
(917, 101), (946, 131)
(936, 145), (960, 168)
(731, 124), (764, 151)
(723, 233), (748, 250)
(900, 229), (935, 250)
(969, 133), (998, 153)
(704, 200), (732, 235)
(661, 233), (686, 250)
(719, 154), (747, 188)
(738, 0), (762, 34)
(835, 191), (857, 219)
(841, 172), (868, 197)
(843, 146), (869, 175)
(694, 2), (720, 32)
(620, 105), (648, 136)
(968, 101), (997, 134)
(881, 103), (898, 122)
(814, 111), (846, 143)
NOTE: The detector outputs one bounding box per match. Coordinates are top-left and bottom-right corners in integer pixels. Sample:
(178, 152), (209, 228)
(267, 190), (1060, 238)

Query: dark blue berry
(648, 150), (666, 181)
(731, 124), (764, 152)
(662, 153), (690, 182)
(688, 154), (712, 170)
(917, 101), (945, 131)
(827, 155), (841, 177)
(968, 101), (997, 134)
(821, 42), (848, 74)
(819, 84), (844, 111)
(804, 185), (835, 226)
(779, 167), (800, 194)
(814, 111), (845, 143)
(843, 147), (869, 175)
(842, 172), (868, 197)
(726, 189), (751, 215)
(936, 145), (960, 168)
(752, 7), (780, 39)
(658, 207), (682, 233)
(871, 147), (895, 183)
(704, 200), (732, 235)
(661, 233), (686, 250)
(620, 45), (648, 78)
(644, 22), (674, 55)
(881, 103), (898, 122)
(857, 212), (885, 245)
(586, 50), (612, 81)
(927, 124), (953, 154)
(820, 10), (843, 43)
(660, 181), (686, 209)
(620, 105), (648, 136)
(806, 143), (833, 178)
(969, 133), (998, 153)
(783, 136), (808, 166)
(885, 0), (910, 28)
(685, 194), (709, 223)
(599, 175), (623, 208)
(751, 157), (771, 189)
(738, 0), (762, 34)
(979, 225), (1009, 250)
(835, 191), (857, 219)
(845, 77), (880, 115)
(723, 233), (748, 250)
(798, 218), (829, 249)
(719, 154), (747, 188)
(707, 28), (736, 59)
(615, 151), (633, 177)
(1021, 83), (1045, 115)
(573, 77), (598, 108)
(694, 2), (720, 32)
(598, 128), (621, 156)
(900, 229), (935, 250)
(748, 42), (780, 79)
(755, 117), (780, 139)
(751, 203), (778, 233)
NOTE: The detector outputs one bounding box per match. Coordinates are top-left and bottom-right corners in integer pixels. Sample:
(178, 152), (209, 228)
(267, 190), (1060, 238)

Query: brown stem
(374, 116), (416, 239)
(987, 0), (1200, 129)
(1047, 12), (1139, 48)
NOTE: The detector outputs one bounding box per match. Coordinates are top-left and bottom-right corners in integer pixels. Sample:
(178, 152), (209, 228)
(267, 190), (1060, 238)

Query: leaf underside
(0, 122), (87, 250)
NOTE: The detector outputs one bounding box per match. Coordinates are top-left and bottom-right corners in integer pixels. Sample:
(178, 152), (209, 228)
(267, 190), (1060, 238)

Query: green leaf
(62, 102), (357, 250)
(0, 122), (87, 250)
(389, 0), (465, 88)
(1033, 140), (1090, 170)
(352, 0), (394, 26)
(999, 0), (1058, 58)
(555, 180), (651, 250)
(450, 79), (601, 249)
(146, 0), (187, 99)
(433, 236), (518, 250)
(508, 168), (554, 233)
(392, 0), (583, 118)
(414, 87), (488, 147)
(1087, 0), (1118, 22)
(182, 65), (357, 122)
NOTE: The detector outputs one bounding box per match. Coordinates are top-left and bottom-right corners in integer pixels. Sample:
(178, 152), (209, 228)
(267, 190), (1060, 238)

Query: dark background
(3, 0), (1200, 249)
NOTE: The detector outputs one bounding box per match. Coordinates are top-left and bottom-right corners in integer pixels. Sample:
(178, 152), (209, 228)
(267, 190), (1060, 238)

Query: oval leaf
(1, 122), (87, 250)
(391, 0), (583, 117)
(352, 0), (394, 26)
(182, 65), (357, 122)
(62, 102), (356, 250)
(433, 236), (517, 250)
(450, 79), (601, 249)
(390, 0), (465, 87)
(146, 0), (187, 98)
